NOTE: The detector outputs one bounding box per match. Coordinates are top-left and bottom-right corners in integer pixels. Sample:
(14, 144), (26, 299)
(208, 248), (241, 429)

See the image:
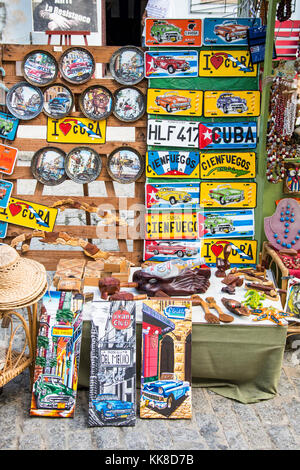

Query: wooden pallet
(1, 45), (146, 270)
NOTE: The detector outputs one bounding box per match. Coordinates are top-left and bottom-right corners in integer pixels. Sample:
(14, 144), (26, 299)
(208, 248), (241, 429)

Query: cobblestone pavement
(0, 347), (299, 451)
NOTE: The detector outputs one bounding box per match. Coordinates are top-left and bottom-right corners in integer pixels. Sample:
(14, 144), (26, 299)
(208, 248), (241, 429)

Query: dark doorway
(185, 333), (192, 382)
(105, 0), (147, 46)
(160, 335), (174, 377)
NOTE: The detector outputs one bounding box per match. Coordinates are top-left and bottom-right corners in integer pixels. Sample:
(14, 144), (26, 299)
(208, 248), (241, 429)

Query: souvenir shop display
(200, 182), (257, 209)
(199, 151), (256, 179)
(31, 147), (67, 186)
(145, 50), (199, 78)
(146, 150), (200, 179)
(43, 84), (74, 119)
(264, 198), (300, 251)
(0, 112), (19, 141)
(6, 82), (44, 120)
(59, 47), (95, 84)
(147, 88), (203, 117)
(202, 17), (261, 46)
(22, 50), (58, 86)
(146, 182), (199, 210)
(198, 122), (257, 149)
(203, 91), (261, 118)
(145, 18), (202, 47)
(64, 147), (102, 184)
(0, 180), (13, 209)
(140, 299), (192, 419)
(109, 46), (144, 86)
(79, 85), (113, 121)
(199, 50), (257, 77)
(30, 291), (84, 417)
(89, 301), (136, 426)
(147, 118), (199, 148)
(47, 116), (106, 144)
(107, 147), (144, 184)
(113, 87), (145, 122)
(0, 143), (18, 175)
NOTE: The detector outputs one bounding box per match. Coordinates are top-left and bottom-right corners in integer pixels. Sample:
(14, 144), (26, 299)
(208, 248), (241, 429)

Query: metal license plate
(204, 90), (260, 117)
(145, 211), (198, 240)
(199, 50), (257, 77)
(148, 119), (199, 148)
(47, 117), (106, 144)
(198, 209), (255, 238)
(147, 88), (203, 117)
(202, 18), (261, 46)
(199, 152), (256, 179)
(145, 51), (199, 78)
(145, 18), (202, 47)
(198, 122), (257, 149)
(200, 182), (257, 209)
(146, 150), (200, 178)
(200, 239), (257, 265)
(146, 182), (199, 210)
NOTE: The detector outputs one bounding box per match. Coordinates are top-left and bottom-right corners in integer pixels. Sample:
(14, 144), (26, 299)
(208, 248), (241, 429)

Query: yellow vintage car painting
(147, 89), (203, 116)
(204, 91), (260, 117)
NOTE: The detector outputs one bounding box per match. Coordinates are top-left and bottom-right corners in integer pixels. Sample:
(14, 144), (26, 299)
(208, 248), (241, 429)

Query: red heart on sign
(59, 122), (72, 136)
(210, 54), (224, 70)
(211, 244), (224, 258)
(9, 203), (22, 216)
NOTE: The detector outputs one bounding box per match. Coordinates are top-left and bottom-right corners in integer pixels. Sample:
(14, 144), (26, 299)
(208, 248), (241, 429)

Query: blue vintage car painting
(142, 378), (190, 412)
(92, 393), (135, 422)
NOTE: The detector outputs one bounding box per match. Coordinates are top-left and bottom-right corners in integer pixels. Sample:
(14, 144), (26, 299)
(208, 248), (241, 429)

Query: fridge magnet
(22, 50), (58, 86)
(198, 209), (255, 238)
(199, 50), (257, 77)
(65, 147), (102, 184)
(145, 18), (202, 47)
(145, 50), (198, 78)
(264, 198), (300, 251)
(47, 116), (106, 144)
(199, 151), (256, 179)
(89, 301), (136, 427)
(283, 163), (300, 194)
(285, 280), (300, 321)
(147, 88), (202, 117)
(140, 299), (192, 419)
(109, 46), (144, 86)
(113, 87), (145, 122)
(31, 147), (67, 186)
(79, 86), (113, 121)
(6, 82), (44, 120)
(202, 18), (261, 46)
(198, 122), (257, 149)
(144, 239), (200, 262)
(200, 239), (257, 266)
(43, 84), (74, 119)
(145, 211), (197, 240)
(107, 147), (144, 184)
(0, 112), (19, 141)
(146, 182), (199, 210)
(147, 118), (199, 148)
(0, 196), (58, 232)
(0, 143), (18, 175)
(204, 91), (260, 117)
(30, 291), (84, 417)
(200, 182), (257, 209)
(0, 222), (7, 238)
(146, 150), (200, 178)
(59, 47), (95, 84)
(0, 180), (13, 209)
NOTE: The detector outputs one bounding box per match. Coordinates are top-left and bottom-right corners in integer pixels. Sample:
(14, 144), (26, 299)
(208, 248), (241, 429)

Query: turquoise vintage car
(209, 185), (245, 205)
(92, 394), (134, 422)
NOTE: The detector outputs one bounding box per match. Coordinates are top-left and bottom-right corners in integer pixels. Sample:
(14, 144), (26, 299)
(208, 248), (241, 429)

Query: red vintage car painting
(147, 241), (197, 258)
(155, 92), (192, 113)
(153, 56), (190, 74)
(213, 21), (249, 42)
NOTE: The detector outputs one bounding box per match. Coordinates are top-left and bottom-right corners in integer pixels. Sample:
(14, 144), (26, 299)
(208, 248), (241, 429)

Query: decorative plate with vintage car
(31, 147), (67, 186)
(79, 85), (113, 121)
(107, 147), (144, 184)
(113, 87), (145, 122)
(109, 46), (144, 85)
(6, 82), (44, 120)
(65, 147), (102, 184)
(59, 47), (95, 84)
(43, 84), (74, 119)
(22, 50), (58, 86)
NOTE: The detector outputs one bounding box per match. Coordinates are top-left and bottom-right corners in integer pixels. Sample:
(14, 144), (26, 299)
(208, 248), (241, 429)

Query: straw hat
(0, 244), (47, 310)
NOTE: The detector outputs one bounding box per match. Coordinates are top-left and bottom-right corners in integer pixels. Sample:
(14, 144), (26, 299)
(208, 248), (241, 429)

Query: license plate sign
(146, 150), (200, 178)
(147, 88), (203, 117)
(146, 182), (199, 210)
(199, 50), (257, 77)
(145, 51), (199, 78)
(204, 90), (260, 117)
(145, 211), (197, 240)
(202, 18), (261, 46)
(145, 18), (202, 47)
(198, 209), (255, 238)
(200, 152), (256, 179)
(198, 122), (257, 149)
(200, 239), (257, 266)
(148, 119), (199, 148)
(200, 182), (257, 209)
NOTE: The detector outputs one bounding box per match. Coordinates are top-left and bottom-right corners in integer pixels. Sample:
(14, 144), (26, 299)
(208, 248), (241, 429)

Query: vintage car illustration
(216, 93), (248, 114)
(153, 56), (190, 74)
(48, 93), (71, 113)
(0, 187), (7, 200)
(0, 118), (14, 136)
(155, 92), (191, 113)
(142, 374), (190, 412)
(213, 20), (249, 42)
(204, 214), (234, 234)
(33, 374), (75, 410)
(147, 241), (197, 257)
(208, 185), (245, 205)
(150, 21), (182, 43)
(155, 187), (192, 205)
(92, 394), (135, 422)
(24, 63), (53, 84)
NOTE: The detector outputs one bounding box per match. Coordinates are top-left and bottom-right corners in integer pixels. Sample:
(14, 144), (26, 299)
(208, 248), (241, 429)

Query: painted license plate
(145, 51), (199, 79)
(0, 112), (19, 141)
(0, 143), (18, 175)
(200, 182), (257, 209)
(198, 122), (257, 149)
(146, 182), (199, 210)
(0, 180), (13, 209)
(147, 88), (203, 117)
(204, 90), (260, 117)
(202, 18), (261, 46)
(0, 197), (58, 232)
(145, 211), (197, 240)
(198, 209), (255, 238)
(146, 150), (200, 178)
(145, 18), (202, 47)
(144, 239), (200, 262)
(199, 50), (257, 77)
(200, 239), (257, 266)
(0, 222), (7, 238)
(148, 119), (199, 148)
(200, 152), (256, 179)
(47, 117), (106, 144)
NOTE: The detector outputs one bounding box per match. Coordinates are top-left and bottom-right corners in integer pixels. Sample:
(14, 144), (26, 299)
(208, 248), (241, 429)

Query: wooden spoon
(206, 297), (234, 323)
(193, 295), (220, 324)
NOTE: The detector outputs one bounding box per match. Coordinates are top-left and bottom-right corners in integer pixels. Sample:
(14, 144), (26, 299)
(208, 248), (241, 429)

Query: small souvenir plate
(22, 50), (58, 87)
(59, 47), (95, 85)
(79, 85), (113, 121)
(6, 82), (44, 120)
(31, 147), (67, 186)
(109, 46), (144, 85)
(107, 147), (144, 184)
(65, 147), (102, 184)
(43, 84), (74, 119)
(113, 87), (145, 122)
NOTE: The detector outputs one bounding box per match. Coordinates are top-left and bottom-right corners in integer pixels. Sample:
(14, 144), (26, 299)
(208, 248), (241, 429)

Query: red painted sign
(111, 309), (131, 330)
